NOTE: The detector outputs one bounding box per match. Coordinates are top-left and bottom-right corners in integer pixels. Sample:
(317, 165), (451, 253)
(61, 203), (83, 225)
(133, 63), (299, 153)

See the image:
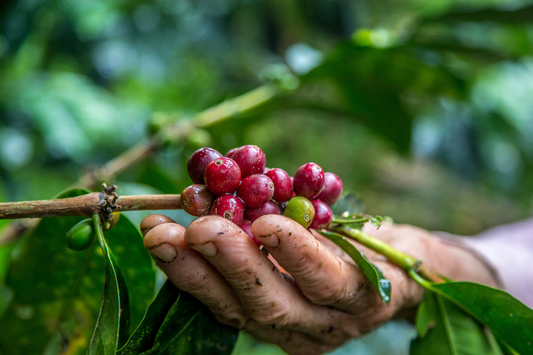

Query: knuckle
(342, 323), (365, 339)
(307, 284), (347, 306)
(337, 315), (372, 339)
(250, 305), (291, 326)
(212, 311), (247, 329)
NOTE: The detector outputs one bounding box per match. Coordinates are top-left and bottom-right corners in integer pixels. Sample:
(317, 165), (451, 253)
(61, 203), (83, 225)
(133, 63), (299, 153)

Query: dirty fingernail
(148, 242), (177, 263)
(257, 232), (280, 248)
(188, 241), (218, 257)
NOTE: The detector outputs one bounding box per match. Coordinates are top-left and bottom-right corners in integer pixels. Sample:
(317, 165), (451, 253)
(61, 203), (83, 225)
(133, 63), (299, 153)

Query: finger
(184, 216), (350, 343)
(251, 215), (383, 313)
(143, 223), (248, 328)
(140, 214), (176, 237)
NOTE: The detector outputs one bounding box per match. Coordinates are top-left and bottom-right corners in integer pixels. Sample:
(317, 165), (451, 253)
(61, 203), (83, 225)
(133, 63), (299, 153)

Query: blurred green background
(1, 0), (533, 354)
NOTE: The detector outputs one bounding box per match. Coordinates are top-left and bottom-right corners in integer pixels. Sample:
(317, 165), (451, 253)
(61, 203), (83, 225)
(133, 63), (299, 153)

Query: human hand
(141, 214), (498, 355)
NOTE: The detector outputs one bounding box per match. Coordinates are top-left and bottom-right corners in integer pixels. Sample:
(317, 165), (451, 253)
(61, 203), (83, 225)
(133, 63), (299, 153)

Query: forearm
(363, 223), (499, 287)
(436, 218), (533, 308)
(440, 240), (499, 287)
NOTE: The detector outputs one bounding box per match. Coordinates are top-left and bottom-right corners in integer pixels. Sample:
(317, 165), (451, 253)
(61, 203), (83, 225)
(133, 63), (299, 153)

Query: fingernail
(257, 232), (280, 248)
(148, 242), (177, 263)
(188, 241), (218, 257)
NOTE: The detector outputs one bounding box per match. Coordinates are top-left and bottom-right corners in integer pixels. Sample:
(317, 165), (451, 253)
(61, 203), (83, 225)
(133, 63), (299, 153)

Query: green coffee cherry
(104, 212), (121, 230)
(66, 219), (96, 251)
(283, 196), (315, 228)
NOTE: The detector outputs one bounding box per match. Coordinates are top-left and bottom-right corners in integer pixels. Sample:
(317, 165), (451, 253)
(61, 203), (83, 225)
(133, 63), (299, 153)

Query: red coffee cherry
(180, 184), (214, 216)
(187, 147), (223, 184)
(211, 195), (244, 225)
(317, 172), (343, 206)
(204, 157), (241, 195)
(225, 147), (238, 159)
(231, 145), (266, 178)
(240, 219), (261, 247)
(310, 200), (333, 229)
(265, 168), (293, 203)
(293, 162), (325, 200)
(244, 200), (280, 222)
(237, 174), (274, 208)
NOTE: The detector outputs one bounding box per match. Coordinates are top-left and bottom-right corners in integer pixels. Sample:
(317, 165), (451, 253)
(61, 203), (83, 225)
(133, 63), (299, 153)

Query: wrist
(437, 238), (499, 288)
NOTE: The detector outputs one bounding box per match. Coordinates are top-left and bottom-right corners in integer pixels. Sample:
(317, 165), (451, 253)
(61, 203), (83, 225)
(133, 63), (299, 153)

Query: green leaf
(0, 188), (107, 355)
(148, 290), (202, 354)
(370, 216), (384, 228)
(103, 213), (156, 332)
(0, 186), (155, 355)
(411, 291), (503, 355)
(430, 282), (533, 354)
(317, 230), (391, 303)
(330, 193), (365, 215)
(53, 188), (93, 199)
(330, 193), (365, 227)
(304, 44), (466, 151)
(118, 280), (238, 355)
(118, 280), (180, 355)
(331, 214), (388, 229)
(156, 291), (238, 355)
(0, 243), (15, 318)
(415, 290), (438, 338)
(87, 215), (130, 355)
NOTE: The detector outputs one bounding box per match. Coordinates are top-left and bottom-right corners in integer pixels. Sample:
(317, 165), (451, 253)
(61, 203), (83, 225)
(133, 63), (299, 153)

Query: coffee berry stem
(0, 194), (182, 220)
(331, 224), (445, 284)
(92, 213), (106, 249)
(407, 268), (436, 289)
(331, 217), (371, 224)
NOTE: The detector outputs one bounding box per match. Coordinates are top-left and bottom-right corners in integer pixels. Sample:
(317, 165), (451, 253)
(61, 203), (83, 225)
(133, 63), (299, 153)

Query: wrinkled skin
(142, 215), (497, 355)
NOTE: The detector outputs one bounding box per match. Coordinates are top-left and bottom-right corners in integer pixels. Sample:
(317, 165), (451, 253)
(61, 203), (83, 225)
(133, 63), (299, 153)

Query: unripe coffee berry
(310, 200), (333, 229)
(293, 162), (325, 200)
(66, 219), (96, 251)
(204, 157), (241, 195)
(231, 145), (266, 178)
(244, 200), (280, 222)
(283, 196), (315, 228)
(211, 195), (244, 225)
(237, 174), (274, 208)
(104, 212), (121, 231)
(265, 168), (293, 203)
(180, 184), (215, 216)
(317, 172), (343, 206)
(187, 147), (223, 184)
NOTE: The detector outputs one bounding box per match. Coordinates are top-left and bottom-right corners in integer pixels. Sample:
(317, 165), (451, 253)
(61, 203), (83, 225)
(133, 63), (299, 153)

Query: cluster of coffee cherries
(180, 145), (343, 245)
